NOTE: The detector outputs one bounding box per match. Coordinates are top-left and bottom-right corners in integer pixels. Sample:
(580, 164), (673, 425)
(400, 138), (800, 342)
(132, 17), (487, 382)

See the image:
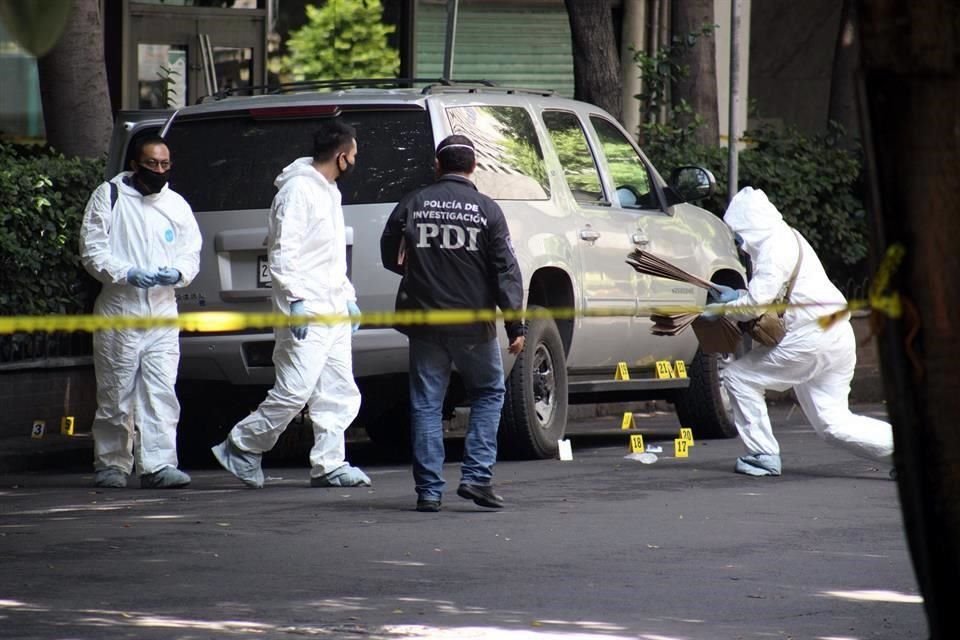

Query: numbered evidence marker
(679, 427), (695, 446)
(655, 360), (675, 379)
(674, 437), (690, 458)
(615, 362), (630, 380)
(60, 416), (75, 436)
(674, 360), (688, 378)
(621, 412), (637, 430)
(629, 434), (645, 453)
(31, 420), (46, 439)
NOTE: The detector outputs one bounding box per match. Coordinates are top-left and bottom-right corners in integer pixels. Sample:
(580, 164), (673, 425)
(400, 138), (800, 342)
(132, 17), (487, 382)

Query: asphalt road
(0, 403), (926, 639)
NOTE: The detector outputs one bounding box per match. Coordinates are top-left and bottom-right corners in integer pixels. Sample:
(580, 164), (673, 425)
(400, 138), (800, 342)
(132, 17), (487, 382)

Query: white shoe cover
(311, 464), (371, 487)
(212, 439), (264, 489)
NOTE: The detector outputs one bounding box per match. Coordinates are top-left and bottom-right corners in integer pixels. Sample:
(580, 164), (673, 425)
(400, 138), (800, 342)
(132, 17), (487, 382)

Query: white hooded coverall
(720, 187), (894, 466)
(226, 157), (361, 478)
(80, 173), (201, 475)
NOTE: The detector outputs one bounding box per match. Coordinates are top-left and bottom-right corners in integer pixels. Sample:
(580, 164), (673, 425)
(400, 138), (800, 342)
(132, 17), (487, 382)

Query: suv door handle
(632, 232), (649, 245)
(579, 228), (601, 241)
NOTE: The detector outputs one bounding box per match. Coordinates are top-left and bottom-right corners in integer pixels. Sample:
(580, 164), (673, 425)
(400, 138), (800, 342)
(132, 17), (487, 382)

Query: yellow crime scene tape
(0, 246), (905, 335)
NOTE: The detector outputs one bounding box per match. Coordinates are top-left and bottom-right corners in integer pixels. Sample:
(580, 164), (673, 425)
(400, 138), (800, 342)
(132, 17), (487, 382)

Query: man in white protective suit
(211, 119), (370, 489)
(80, 136), (201, 489)
(705, 187), (894, 477)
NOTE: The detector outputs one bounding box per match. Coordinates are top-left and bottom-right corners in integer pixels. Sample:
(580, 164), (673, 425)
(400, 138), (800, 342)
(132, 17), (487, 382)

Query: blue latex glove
(708, 284), (741, 303)
(127, 267), (157, 289)
(347, 300), (361, 334)
(701, 302), (725, 321)
(289, 300), (308, 341)
(155, 267), (181, 286)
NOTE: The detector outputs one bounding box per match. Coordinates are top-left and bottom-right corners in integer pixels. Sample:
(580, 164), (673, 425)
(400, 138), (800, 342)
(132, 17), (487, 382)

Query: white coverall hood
(723, 186), (784, 260)
(267, 157), (356, 314)
(274, 156), (324, 190)
(721, 186), (847, 330)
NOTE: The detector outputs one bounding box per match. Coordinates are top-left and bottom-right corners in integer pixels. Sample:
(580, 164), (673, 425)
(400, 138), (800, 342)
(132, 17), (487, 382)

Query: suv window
(163, 109), (436, 211)
(541, 110), (605, 205)
(445, 105), (550, 200)
(590, 116), (658, 210)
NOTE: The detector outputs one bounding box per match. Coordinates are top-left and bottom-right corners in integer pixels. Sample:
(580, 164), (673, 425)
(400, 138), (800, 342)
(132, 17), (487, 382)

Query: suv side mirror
(668, 166), (716, 203)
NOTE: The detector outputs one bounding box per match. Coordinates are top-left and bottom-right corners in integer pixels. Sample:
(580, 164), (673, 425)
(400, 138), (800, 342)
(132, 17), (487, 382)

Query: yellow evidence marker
(60, 416), (75, 436)
(679, 427), (695, 446)
(655, 360), (674, 379)
(629, 434), (645, 453)
(31, 420), (45, 439)
(674, 438), (690, 458)
(615, 362), (630, 380)
(674, 360), (688, 378)
(621, 412), (636, 430)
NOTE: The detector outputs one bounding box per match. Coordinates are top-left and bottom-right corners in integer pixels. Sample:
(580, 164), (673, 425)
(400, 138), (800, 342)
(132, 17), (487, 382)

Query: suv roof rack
(198, 78), (554, 102)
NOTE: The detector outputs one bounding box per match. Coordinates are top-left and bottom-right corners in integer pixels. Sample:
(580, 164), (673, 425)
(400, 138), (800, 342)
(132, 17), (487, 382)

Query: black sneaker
(416, 499), (442, 512)
(456, 483), (504, 509)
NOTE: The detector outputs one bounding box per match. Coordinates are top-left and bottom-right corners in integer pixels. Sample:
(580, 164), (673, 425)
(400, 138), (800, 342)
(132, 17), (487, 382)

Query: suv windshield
(163, 108), (436, 211)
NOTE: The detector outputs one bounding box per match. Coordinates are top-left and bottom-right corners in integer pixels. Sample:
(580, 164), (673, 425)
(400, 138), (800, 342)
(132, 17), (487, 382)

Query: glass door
(125, 3), (265, 109)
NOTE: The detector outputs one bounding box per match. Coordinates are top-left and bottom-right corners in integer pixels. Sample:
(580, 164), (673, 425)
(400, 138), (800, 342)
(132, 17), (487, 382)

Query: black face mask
(135, 165), (170, 195)
(337, 154), (356, 181)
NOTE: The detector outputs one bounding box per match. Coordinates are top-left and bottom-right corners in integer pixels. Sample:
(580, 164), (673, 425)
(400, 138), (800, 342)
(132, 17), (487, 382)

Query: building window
(0, 22), (43, 139)
(138, 44), (188, 108)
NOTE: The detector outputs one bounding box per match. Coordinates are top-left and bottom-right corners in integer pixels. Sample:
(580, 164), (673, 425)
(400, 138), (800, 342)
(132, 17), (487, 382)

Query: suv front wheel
(673, 346), (744, 439)
(499, 305), (569, 459)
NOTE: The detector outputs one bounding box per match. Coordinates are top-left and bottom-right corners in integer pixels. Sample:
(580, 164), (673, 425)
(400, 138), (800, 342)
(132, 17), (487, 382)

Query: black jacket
(380, 174), (525, 342)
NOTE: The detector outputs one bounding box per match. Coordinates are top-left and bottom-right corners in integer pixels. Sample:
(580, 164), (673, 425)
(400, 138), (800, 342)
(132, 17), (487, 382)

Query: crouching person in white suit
(705, 187), (894, 477)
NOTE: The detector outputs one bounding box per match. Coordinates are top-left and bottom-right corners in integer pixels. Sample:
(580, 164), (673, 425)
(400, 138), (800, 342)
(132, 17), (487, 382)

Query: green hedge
(643, 122), (869, 282)
(0, 142), (104, 316)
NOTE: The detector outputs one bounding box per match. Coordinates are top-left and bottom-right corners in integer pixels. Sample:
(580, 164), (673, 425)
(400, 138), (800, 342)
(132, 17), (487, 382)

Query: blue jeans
(409, 336), (506, 500)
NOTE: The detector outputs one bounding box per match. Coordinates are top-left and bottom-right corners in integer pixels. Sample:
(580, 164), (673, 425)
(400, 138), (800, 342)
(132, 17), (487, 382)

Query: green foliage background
(279, 0), (400, 81)
(633, 27), (869, 283)
(0, 142), (103, 316)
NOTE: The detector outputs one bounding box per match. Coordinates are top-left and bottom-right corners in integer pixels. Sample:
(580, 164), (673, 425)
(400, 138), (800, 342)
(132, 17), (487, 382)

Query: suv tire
(673, 346), (742, 439)
(499, 306), (569, 459)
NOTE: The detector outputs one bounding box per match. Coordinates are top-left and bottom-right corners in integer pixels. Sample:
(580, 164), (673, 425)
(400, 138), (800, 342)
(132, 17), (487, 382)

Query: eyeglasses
(139, 159), (172, 170)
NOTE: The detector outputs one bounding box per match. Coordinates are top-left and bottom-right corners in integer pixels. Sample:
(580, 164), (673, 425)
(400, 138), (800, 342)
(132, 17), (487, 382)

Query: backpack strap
(783, 230), (804, 302)
(109, 182), (118, 209)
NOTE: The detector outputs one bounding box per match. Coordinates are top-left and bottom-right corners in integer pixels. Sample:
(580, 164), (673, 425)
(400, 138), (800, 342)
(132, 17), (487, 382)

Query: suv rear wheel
(499, 305), (569, 459)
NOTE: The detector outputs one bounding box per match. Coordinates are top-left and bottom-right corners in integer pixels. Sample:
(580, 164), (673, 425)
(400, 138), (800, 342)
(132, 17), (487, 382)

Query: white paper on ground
(558, 439), (573, 461)
(624, 452), (658, 464)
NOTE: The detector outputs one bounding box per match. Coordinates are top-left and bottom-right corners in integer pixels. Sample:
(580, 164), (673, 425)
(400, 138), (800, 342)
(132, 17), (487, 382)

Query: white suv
(106, 81), (747, 460)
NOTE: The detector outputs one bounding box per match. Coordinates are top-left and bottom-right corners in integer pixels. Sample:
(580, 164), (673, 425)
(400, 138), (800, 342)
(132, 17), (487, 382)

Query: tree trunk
(858, 1), (960, 637)
(827, 0), (859, 139)
(563, 0), (622, 122)
(671, 0), (719, 144)
(36, 0), (112, 159)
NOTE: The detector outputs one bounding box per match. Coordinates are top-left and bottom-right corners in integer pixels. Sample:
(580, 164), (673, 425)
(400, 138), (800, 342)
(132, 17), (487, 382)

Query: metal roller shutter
(414, 1), (574, 97)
